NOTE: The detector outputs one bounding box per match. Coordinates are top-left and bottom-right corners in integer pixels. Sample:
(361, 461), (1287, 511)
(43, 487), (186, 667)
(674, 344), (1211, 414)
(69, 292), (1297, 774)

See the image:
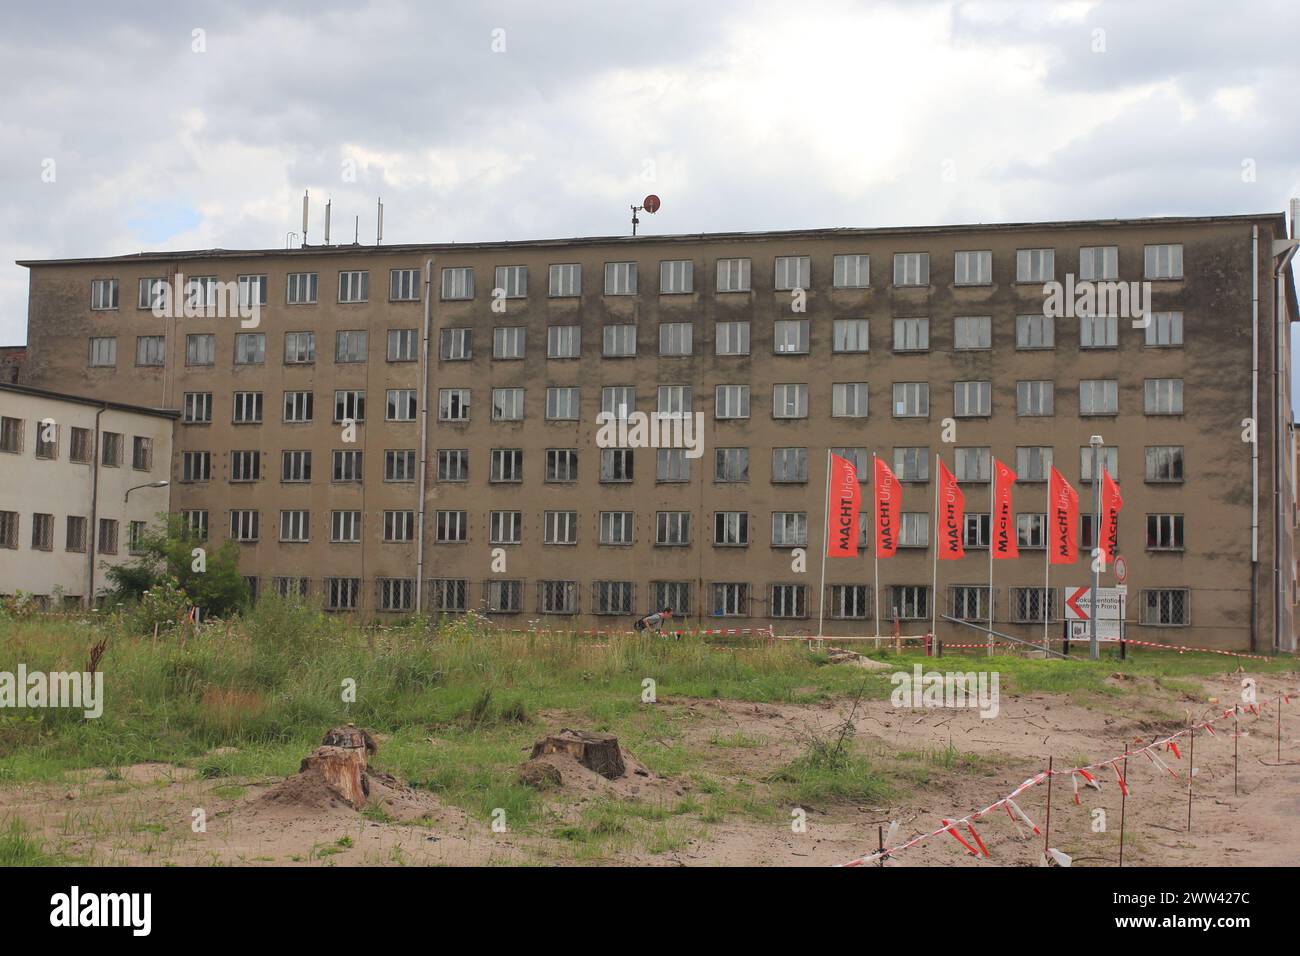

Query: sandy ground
(3, 671), (1297, 867)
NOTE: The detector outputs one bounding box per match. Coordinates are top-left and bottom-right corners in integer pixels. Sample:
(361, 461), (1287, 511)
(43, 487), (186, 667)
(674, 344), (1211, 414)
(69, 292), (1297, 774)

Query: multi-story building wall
(0, 383), (176, 604)
(14, 213), (1299, 651)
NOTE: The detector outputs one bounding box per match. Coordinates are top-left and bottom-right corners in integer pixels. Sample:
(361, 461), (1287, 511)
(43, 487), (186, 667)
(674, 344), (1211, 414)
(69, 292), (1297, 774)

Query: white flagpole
(931, 452), (940, 650)
(988, 456), (995, 657)
(818, 449), (831, 639)
(873, 451), (881, 648)
(1043, 482), (1050, 653)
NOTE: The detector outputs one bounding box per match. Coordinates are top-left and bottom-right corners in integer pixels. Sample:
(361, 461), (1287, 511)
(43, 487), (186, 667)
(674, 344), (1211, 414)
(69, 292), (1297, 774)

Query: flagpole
(818, 448), (831, 639)
(873, 451), (881, 647)
(1043, 484), (1050, 654)
(988, 457), (995, 657)
(931, 453), (939, 648)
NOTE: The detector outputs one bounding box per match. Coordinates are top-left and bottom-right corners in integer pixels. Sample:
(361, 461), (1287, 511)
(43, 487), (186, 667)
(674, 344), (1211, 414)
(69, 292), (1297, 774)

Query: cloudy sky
(3, 0), (1299, 354)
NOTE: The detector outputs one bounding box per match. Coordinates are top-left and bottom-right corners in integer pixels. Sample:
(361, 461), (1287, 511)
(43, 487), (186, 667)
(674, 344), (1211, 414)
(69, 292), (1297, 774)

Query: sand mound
(519, 745), (682, 799)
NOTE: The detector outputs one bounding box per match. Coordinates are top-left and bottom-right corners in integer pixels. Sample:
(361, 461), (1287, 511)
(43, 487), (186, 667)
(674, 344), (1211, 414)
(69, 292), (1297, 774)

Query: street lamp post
(1089, 435), (1103, 660)
(124, 480), (169, 504)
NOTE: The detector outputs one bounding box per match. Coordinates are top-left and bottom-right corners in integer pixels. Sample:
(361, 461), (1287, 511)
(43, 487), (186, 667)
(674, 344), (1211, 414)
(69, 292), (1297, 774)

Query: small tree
(104, 514), (250, 617)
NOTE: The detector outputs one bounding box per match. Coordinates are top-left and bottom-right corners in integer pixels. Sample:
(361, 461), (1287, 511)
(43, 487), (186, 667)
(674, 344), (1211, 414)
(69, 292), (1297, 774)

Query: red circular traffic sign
(643, 194), (661, 213)
(1114, 554), (1127, 584)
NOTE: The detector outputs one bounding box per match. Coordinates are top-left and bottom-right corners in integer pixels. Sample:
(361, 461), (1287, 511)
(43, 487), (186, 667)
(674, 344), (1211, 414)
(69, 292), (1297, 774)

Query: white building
(0, 383), (176, 606)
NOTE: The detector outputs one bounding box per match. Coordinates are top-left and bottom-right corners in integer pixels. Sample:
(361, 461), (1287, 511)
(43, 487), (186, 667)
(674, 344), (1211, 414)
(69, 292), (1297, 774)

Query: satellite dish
(643, 194), (661, 214)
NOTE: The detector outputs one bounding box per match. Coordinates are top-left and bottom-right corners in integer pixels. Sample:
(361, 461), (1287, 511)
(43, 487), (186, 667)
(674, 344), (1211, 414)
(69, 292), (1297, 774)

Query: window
(0, 511), (16, 549)
(715, 321), (750, 355)
(1144, 244), (1183, 280)
(899, 513), (929, 547)
(893, 317), (929, 351)
(604, 261), (637, 295)
(546, 387), (581, 421)
(495, 265), (528, 298)
(185, 277), (222, 313)
(183, 393), (212, 424)
(1079, 380), (1118, 415)
(385, 449), (416, 482)
(324, 578), (361, 611)
(953, 316), (991, 351)
(544, 511), (578, 545)
(715, 447), (749, 482)
(546, 448), (578, 483)
(287, 272), (318, 304)
(832, 383), (869, 418)
(91, 278), (119, 310)
(893, 446), (929, 482)
(833, 319), (869, 353)
(131, 436), (152, 471)
(659, 322), (693, 356)
(491, 387), (524, 421)
(282, 450), (312, 482)
(490, 511), (522, 545)
(0, 417), (21, 454)
(1079, 446), (1118, 482)
(1079, 246), (1118, 281)
(602, 325), (637, 357)
(712, 583), (749, 617)
(1016, 446), (1052, 482)
(771, 512), (808, 547)
(274, 577), (310, 599)
(714, 512), (749, 546)
(181, 451), (211, 482)
(493, 327), (526, 360)
(1016, 248), (1054, 283)
(1017, 380), (1054, 417)
(716, 258), (751, 292)
(438, 449), (469, 482)
(655, 385), (691, 416)
(773, 319), (809, 354)
(892, 382), (929, 418)
(830, 585), (870, 620)
(1141, 588), (1189, 625)
(383, 510), (415, 542)
(234, 333), (265, 365)
(833, 254), (870, 289)
(1145, 312), (1184, 347)
(283, 391), (313, 423)
(34, 421), (56, 459)
(186, 333), (215, 366)
(232, 391), (263, 424)
(660, 260), (693, 293)
(89, 337), (117, 367)
(238, 274), (268, 309)
(549, 263), (581, 297)
(772, 384), (808, 419)
(774, 255), (810, 291)
(231, 450), (261, 482)
(893, 253), (929, 287)
(770, 584), (808, 618)
(332, 450), (363, 482)
(280, 510), (309, 543)
(135, 335), (165, 367)
(599, 511), (635, 546)
(890, 585), (929, 620)
(657, 448), (690, 482)
(653, 582), (692, 615)
(588, 582), (633, 616)
(229, 511), (258, 543)
(830, 447), (868, 480)
(435, 510), (467, 543)
(338, 271), (369, 303)
(386, 389), (416, 422)
(1144, 379), (1183, 415)
(378, 579), (415, 612)
(539, 580), (579, 614)
(954, 447), (990, 482)
(715, 385), (750, 419)
(390, 268), (420, 302)
(1017, 514), (1046, 549)
(335, 330), (368, 363)
(436, 330), (474, 366)
(490, 448), (524, 482)
(1080, 314), (1118, 348)
(1147, 514), (1184, 550)
(284, 331), (316, 364)
(772, 447), (808, 483)
(334, 390), (365, 423)
(439, 388), (470, 422)
(138, 277), (168, 310)
(331, 510), (362, 542)
(180, 510), (208, 539)
(440, 267), (474, 300)
(97, 517), (119, 554)
(1011, 587), (1059, 623)
(485, 580), (523, 613)
(548, 325), (580, 358)
(100, 432), (122, 467)
(31, 513), (54, 551)
(964, 513), (990, 549)
(388, 328), (417, 362)
(1016, 314), (1054, 349)
(65, 516), (87, 552)
(600, 448), (634, 482)
(431, 579), (469, 613)
(656, 511), (691, 546)
(953, 381), (991, 417)
(1145, 446), (1184, 483)
(954, 251), (992, 286)
(950, 585), (992, 622)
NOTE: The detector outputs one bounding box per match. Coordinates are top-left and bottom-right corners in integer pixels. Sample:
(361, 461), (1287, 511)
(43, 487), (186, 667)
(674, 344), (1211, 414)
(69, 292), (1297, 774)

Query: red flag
(874, 456), (902, 558)
(1049, 466), (1079, 565)
(1099, 468), (1123, 565)
(826, 453), (861, 558)
(936, 459), (964, 560)
(991, 458), (1018, 560)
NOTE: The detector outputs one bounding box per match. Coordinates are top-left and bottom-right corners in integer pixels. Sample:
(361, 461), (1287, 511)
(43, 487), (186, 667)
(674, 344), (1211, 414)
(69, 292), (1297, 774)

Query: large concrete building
(11, 212), (1300, 652)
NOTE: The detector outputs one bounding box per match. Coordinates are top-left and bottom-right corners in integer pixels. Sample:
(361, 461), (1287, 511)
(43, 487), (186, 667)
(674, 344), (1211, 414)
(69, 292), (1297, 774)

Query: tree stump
(530, 730), (625, 779)
(295, 725), (376, 809)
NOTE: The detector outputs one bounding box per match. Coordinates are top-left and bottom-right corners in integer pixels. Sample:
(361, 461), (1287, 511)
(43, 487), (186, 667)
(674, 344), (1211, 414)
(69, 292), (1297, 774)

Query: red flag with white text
(991, 458), (1018, 559)
(1099, 468), (1123, 565)
(1049, 466), (1079, 565)
(874, 456), (902, 558)
(937, 459), (965, 560)
(826, 453), (861, 558)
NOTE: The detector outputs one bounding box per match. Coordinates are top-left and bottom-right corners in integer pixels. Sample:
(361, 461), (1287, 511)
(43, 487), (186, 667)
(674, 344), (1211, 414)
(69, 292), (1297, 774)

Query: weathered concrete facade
(15, 214), (1299, 651)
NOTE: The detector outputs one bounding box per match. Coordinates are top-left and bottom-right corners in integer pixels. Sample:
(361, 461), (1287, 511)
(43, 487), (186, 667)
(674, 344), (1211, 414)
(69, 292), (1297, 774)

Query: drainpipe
(1251, 226), (1260, 653)
(1274, 237), (1297, 653)
(414, 257), (434, 614)
(86, 404), (108, 608)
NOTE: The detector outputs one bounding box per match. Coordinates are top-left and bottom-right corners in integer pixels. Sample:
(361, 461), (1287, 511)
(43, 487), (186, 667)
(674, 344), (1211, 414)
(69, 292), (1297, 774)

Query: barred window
(0, 512), (17, 550)
(325, 577), (361, 611)
(484, 580), (522, 613)
(653, 582), (692, 615)
(950, 585), (992, 621)
(539, 580), (579, 614)
(100, 431), (123, 467)
(274, 577), (310, 599)
(430, 579), (469, 612)
(593, 581), (635, 615)
(131, 436), (152, 471)
(712, 583), (748, 616)
(770, 584), (808, 618)
(31, 513), (54, 551)
(890, 585), (929, 620)
(0, 417), (22, 454)
(1010, 587), (1059, 623)
(1141, 588), (1189, 626)
(34, 421), (57, 459)
(829, 585), (871, 620)
(378, 578), (415, 612)
(65, 515), (88, 552)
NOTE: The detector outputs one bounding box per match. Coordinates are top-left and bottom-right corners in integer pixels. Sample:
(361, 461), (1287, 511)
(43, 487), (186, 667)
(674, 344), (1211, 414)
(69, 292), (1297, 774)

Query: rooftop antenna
(301, 190), (309, 246)
(324, 199), (332, 246)
(377, 197), (384, 245)
(631, 194), (660, 236)
(1290, 197), (1298, 239)
(354, 215), (359, 245)
(285, 231), (298, 249)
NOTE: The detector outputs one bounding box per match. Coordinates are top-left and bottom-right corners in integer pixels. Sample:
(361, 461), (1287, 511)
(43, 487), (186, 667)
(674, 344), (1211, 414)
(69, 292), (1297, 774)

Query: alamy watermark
(595, 409), (705, 459)
(0, 665), (103, 718)
(890, 665), (1000, 719)
(1042, 274), (1152, 327)
(144, 273), (261, 327)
